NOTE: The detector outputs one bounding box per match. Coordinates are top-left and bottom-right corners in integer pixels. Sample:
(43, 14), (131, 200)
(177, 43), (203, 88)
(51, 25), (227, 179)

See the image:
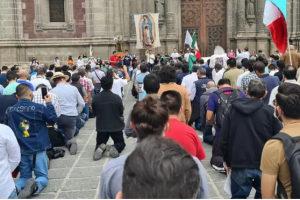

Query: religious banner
(134, 13), (161, 49)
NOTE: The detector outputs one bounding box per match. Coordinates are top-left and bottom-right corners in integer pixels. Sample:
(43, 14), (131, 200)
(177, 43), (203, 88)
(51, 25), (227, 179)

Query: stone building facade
(0, 0), (299, 65)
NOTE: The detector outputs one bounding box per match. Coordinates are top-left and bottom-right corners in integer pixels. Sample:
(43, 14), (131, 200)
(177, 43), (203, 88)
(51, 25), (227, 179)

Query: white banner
(134, 13), (161, 49)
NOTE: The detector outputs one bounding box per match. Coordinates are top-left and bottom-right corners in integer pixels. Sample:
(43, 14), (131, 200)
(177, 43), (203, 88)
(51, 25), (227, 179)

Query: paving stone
(62, 177), (100, 191)
(57, 190), (97, 199)
(48, 168), (69, 179)
(70, 166), (103, 178)
(78, 145), (96, 152)
(50, 159), (77, 169)
(31, 193), (56, 199)
(42, 179), (64, 193)
(207, 171), (227, 183)
(75, 158), (106, 167)
(208, 183), (219, 198)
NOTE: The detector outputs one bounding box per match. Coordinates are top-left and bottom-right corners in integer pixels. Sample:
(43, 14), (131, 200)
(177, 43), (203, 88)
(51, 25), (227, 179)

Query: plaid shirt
(33, 90), (61, 117)
(241, 72), (258, 93)
(80, 77), (91, 92)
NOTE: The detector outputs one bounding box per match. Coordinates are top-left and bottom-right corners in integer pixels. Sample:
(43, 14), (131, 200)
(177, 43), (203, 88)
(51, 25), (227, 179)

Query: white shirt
(184, 53), (191, 62)
(33, 90), (61, 117)
(269, 80), (300, 107)
(112, 79), (128, 99)
(90, 59), (97, 69)
(77, 59), (85, 67)
(0, 124), (20, 199)
(236, 71), (250, 87)
(171, 52), (180, 59)
(212, 68), (225, 85)
(146, 54), (155, 64)
(181, 72), (198, 99)
(269, 70), (278, 76)
(236, 51), (250, 64)
(54, 60), (60, 66)
(209, 54), (229, 69)
(31, 77), (52, 90)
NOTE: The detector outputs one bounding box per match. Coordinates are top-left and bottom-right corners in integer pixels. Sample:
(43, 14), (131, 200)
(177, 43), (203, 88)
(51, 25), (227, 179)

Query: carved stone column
(256, 0), (267, 35)
(291, 0), (298, 38)
(130, 0), (137, 38)
(237, 0), (246, 34)
(166, 0), (176, 39)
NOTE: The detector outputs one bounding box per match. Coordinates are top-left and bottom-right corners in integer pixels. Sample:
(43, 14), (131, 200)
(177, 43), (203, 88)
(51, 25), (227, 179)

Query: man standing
(212, 64), (225, 85)
(162, 90), (206, 161)
(184, 48), (191, 62)
(171, 48), (180, 60)
(253, 61), (280, 104)
(17, 68), (34, 91)
(181, 65), (199, 100)
(280, 45), (300, 68)
(30, 70), (52, 90)
(158, 67), (191, 124)
(5, 84), (57, 198)
(146, 50), (155, 71)
(3, 71), (19, 95)
(110, 51), (119, 67)
(236, 47), (250, 64)
(236, 60), (251, 90)
(206, 78), (247, 173)
(90, 65), (106, 94)
(0, 124), (20, 199)
(223, 58), (243, 88)
(92, 76), (125, 161)
(0, 66), (8, 87)
(135, 64), (149, 101)
(123, 50), (132, 77)
(190, 68), (212, 127)
(241, 61), (258, 93)
(51, 72), (85, 155)
(221, 79), (282, 199)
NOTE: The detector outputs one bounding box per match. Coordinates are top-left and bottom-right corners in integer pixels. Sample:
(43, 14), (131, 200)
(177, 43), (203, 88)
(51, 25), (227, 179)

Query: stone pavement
(31, 83), (255, 199)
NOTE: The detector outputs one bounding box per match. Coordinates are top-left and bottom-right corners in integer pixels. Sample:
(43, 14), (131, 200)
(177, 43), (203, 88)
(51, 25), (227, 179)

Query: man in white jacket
(0, 124), (21, 199)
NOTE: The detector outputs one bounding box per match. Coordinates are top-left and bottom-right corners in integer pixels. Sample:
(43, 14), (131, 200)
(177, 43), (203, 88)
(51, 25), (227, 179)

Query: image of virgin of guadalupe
(142, 15), (154, 47)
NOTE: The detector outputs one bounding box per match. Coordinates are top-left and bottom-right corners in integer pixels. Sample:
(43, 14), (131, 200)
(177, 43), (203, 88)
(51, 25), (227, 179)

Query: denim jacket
(4, 99), (57, 155)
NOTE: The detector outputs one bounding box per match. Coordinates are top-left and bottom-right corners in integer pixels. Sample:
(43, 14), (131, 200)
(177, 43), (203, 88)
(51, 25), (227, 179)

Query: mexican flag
(191, 33), (202, 59)
(188, 54), (196, 72)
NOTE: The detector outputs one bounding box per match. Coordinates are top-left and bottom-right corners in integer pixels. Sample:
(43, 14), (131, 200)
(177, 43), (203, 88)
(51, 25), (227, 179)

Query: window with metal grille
(49, 0), (65, 22)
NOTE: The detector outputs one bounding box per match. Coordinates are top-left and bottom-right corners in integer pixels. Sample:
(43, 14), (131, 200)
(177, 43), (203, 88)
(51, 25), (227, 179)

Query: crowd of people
(0, 44), (300, 199)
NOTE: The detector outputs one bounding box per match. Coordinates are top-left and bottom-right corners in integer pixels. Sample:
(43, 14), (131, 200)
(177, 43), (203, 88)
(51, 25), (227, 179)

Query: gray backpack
(273, 133), (300, 199)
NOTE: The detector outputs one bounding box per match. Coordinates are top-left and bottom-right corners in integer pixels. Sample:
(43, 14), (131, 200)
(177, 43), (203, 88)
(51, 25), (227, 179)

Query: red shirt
(165, 118), (206, 161)
(110, 55), (119, 67)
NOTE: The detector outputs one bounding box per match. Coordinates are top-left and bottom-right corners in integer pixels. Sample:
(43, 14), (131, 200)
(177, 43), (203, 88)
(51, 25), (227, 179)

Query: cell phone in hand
(41, 88), (48, 99)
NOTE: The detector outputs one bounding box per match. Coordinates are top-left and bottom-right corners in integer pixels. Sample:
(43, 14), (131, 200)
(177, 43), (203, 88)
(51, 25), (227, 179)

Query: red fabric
(165, 118), (206, 161)
(267, 12), (288, 54)
(195, 49), (202, 59)
(110, 55), (119, 67)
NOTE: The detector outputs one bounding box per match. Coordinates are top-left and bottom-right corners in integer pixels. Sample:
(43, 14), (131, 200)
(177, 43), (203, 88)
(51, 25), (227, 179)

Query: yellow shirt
(223, 68), (243, 88)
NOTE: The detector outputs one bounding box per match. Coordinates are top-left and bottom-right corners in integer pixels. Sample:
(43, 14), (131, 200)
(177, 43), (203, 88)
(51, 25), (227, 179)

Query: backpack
(215, 89), (240, 128)
(48, 127), (65, 147)
(273, 133), (300, 199)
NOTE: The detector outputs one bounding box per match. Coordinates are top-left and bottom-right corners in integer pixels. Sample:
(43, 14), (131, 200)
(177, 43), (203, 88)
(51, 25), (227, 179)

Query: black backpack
(215, 89), (240, 128)
(273, 133), (300, 199)
(48, 127), (65, 147)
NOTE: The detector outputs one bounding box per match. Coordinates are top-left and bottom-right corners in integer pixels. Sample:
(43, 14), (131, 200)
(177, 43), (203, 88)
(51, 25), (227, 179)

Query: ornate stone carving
(166, 12), (175, 34)
(207, 26), (224, 56)
(246, 0), (255, 26)
(206, 1), (226, 26)
(130, 14), (136, 36)
(155, 0), (165, 19)
(237, 0), (246, 32)
(256, 0), (266, 33)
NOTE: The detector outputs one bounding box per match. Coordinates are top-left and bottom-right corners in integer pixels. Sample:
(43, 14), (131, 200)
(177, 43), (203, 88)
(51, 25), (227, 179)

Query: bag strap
(94, 71), (102, 82)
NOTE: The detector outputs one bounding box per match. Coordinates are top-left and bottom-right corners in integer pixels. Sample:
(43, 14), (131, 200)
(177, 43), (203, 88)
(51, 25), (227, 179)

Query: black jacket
(92, 90), (124, 132)
(0, 94), (18, 123)
(221, 98), (282, 169)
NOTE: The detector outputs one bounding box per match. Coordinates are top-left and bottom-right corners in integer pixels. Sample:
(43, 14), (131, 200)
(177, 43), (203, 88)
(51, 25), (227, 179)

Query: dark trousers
(231, 168), (262, 199)
(96, 131), (126, 153)
(203, 124), (214, 145)
(147, 63), (154, 72)
(210, 134), (224, 169)
(57, 115), (77, 146)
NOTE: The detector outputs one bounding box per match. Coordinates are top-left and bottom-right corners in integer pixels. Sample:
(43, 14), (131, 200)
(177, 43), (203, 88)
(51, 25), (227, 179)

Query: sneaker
(109, 146), (120, 158)
(103, 145), (111, 157)
(69, 140), (78, 155)
(93, 144), (106, 161)
(18, 178), (37, 199)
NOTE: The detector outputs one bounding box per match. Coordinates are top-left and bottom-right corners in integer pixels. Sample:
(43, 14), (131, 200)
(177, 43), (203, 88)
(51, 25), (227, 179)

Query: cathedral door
(181, 0), (227, 56)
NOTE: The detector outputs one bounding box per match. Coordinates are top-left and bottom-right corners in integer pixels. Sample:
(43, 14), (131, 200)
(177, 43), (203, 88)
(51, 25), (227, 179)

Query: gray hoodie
(199, 87), (218, 129)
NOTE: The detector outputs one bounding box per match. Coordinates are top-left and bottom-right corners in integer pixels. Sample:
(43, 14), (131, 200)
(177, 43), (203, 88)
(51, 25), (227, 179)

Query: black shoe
(18, 178), (37, 199)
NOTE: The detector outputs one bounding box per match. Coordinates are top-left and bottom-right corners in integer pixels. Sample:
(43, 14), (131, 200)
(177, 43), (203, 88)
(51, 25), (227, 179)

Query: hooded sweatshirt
(221, 98), (282, 169)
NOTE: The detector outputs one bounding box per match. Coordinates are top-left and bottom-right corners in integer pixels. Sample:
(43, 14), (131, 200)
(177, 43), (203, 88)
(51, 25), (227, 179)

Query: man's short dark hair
(122, 136), (200, 199)
(36, 84), (47, 91)
(46, 72), (53, 78)
(131, 96), (169, 140)
(253, 61), (265, 73)
(140, 63), (148, 73)
(71, 73), (81, 82)
(257, 56), (264, 62)
(175, 62), (182, 70)
(262, 59), (268, 67)
(277, 60), (286, 71)
(37, 70), (44, 76)
(72, 65), (77, 71)
(113, 51), (116, 54)
(258, 50), (262, 53)
(277, 83), (300, 119)
(125, 50), (128, 52)
(161, 90), (182, 115)
(1, 66), (8, 71)
(16, 84), (31, 98)
(227, 58), (236, 68)
(218, 78), (231, 86)
(62, 65), (69, 72)
(144, 74), (160, 94)
(215, 64), (223, 71)
(242, 60), (251, 70)
(247, 79), (266, 99)
(244, 47), (249, 51)
(6, 71), (18, 81)
(199, 59), (205, 64)
(283, 66), (297, 80)
(101, 76), (113, 90)
(241, 58), (249, 65)
(160, 66), (177, 84)
(78, 68), (86, 77)
(55, 67), (62, 72)
(192, 65), (199, 72)
(182, 64), (189, 73)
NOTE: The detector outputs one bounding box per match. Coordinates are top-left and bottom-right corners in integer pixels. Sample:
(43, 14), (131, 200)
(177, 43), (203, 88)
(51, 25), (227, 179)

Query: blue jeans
(8, 188), (17, 199)
(231, 168), (262, 199)
(83, 103), (89, 121)
(16, 151), (48, 194)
